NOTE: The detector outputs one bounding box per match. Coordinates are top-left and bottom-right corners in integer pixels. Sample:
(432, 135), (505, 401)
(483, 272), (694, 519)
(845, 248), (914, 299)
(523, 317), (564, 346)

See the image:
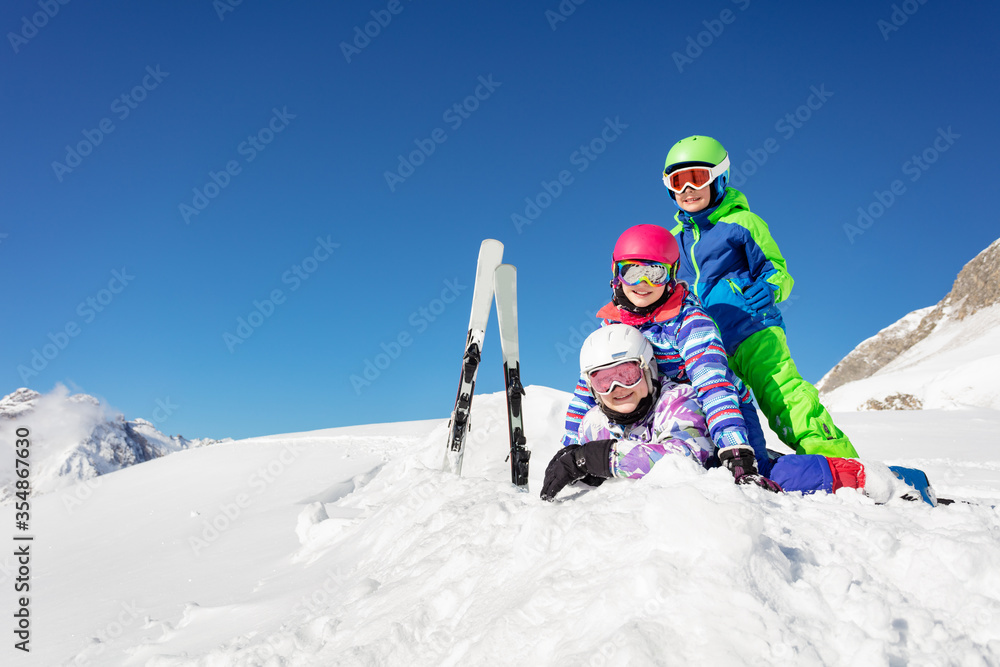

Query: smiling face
(595, 373), (649, 414)
(675, 184), (712, 213)
(621, 281), (666, 309)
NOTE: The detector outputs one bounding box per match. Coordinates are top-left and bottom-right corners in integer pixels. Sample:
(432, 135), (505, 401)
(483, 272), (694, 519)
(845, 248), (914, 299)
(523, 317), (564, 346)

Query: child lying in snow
(540, 324), (937, 506)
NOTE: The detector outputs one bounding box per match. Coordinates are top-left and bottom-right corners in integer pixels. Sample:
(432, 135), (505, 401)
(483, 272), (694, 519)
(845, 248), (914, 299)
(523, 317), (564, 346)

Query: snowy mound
(6, 386), (1000, 665)
(0, 385), (227, 501)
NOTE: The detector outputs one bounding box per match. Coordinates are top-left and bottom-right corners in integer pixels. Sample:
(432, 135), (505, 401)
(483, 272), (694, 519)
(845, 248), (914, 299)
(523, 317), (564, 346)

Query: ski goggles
(662, 155), (730, 193)
(615, 260), (673, 287)
(587, 360), (645, 395)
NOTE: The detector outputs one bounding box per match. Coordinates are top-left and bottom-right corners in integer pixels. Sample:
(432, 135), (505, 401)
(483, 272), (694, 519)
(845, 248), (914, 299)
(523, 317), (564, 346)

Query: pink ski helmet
(612, 224), (679, 265)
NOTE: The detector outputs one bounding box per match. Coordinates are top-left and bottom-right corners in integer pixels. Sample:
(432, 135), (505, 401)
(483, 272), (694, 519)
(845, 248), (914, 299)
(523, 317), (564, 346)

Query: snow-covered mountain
(3, 386), (998, 665)
(818, 238), (1000, 411)
(0, 385), (228, 501)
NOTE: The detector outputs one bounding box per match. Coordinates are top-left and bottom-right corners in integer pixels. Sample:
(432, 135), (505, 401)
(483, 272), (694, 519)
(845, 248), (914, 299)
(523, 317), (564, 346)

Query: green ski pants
(729, 326), (859, 458)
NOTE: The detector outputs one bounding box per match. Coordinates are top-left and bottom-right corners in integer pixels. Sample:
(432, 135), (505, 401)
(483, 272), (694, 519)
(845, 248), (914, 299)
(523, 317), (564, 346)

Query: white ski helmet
(579, 324), (658, 398)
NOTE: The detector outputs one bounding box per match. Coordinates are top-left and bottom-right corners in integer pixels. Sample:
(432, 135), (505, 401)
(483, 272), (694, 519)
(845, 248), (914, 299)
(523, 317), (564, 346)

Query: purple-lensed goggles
(587, 360), (644, 395)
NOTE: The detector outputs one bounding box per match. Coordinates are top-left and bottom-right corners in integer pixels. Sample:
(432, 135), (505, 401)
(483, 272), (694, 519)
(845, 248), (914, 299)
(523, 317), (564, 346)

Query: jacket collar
(597, 284), (687, 325)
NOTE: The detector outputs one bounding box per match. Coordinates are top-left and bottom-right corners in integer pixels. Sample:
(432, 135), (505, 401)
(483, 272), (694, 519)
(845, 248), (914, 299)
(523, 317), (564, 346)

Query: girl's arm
(674, 300), (751, 451)
(561, 373), (599, 447)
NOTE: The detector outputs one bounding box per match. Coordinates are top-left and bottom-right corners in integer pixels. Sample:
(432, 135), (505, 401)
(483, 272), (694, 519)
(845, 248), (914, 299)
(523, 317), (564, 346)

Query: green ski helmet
(662, 135), (731, 207)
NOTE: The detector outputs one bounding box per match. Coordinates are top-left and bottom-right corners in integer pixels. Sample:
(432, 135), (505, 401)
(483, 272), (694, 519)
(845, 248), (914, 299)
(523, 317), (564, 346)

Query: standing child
(662, 135), (857, 458)
(543, 324), (937, 506)
(561, 224), (773, 479)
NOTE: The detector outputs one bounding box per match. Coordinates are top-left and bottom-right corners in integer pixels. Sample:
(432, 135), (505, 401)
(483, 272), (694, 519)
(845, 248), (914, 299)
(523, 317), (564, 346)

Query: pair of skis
(443, 240), (530, 489)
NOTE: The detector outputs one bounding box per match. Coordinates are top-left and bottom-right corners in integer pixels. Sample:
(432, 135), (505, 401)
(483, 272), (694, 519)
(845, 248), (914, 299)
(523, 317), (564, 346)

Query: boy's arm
(675, 302), (751, 450)
(561, 374), (598, 447)
(733, 212), (794, 303)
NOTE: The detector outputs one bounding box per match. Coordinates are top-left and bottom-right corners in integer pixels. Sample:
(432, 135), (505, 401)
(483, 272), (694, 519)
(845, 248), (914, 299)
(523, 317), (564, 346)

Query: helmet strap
(710, 178), (727, 205)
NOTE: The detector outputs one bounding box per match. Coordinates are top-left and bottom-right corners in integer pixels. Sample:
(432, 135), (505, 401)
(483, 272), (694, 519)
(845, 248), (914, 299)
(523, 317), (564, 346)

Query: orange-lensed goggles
(663, 156), (730, 193)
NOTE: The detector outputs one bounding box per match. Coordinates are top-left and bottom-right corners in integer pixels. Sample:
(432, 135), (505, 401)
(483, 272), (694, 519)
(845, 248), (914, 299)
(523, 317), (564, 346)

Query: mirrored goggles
(587, 360), (644, 395)
(615, 260), (672, 287)
(662, 155), (730, 193)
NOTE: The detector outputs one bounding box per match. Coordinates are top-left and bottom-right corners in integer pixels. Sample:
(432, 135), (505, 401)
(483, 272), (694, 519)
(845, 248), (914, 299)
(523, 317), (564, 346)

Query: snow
(0, 385), (115, 498)
(823, 304), (1000, 412)
(2, 386), (1000, 666)
(0, 386), (225, 502)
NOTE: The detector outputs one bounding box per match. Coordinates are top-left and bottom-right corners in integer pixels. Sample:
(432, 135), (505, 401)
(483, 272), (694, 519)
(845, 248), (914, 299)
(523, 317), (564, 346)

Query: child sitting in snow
(541, 324), (938, 506)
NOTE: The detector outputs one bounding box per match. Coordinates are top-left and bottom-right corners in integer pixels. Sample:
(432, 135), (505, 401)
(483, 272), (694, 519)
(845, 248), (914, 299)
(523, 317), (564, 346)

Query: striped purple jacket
(579, 381), (715, 478)
(562, 290), (756, 452)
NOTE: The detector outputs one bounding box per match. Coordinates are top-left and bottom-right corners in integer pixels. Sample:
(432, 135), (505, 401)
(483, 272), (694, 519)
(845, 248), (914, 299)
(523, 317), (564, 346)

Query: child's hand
(540, 440), (615, 501)
(742, 280), (776, 313)
(718, 445), (782, 493)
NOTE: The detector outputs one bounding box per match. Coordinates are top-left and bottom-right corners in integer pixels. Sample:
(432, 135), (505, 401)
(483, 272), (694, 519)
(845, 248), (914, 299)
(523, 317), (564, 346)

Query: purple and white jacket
(578, 381), (715, 479)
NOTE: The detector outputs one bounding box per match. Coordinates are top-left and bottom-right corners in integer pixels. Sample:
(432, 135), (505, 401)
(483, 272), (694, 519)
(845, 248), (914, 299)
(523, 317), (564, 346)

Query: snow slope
(821, 304), (1000, 412)
(815, 305), (935, 394)
(0, 386), (226, 502)
(818, 236), (1000, 412)
(3, 386), (999, 666)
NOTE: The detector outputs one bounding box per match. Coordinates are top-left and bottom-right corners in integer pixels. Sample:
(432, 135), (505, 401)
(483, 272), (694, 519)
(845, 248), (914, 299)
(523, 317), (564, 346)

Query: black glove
(540, 439), (615, 501)
(718, 446), (782, 493)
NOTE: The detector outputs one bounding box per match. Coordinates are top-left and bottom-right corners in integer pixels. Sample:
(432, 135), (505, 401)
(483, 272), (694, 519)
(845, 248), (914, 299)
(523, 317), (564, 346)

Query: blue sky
(2, 0), (998, 440)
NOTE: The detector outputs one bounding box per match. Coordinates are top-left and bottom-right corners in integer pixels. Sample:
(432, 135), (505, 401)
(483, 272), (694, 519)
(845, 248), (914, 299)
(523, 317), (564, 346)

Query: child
(662, 135), (857, 458)
(542, 324), (938, 506)
(546, 324), (777, 499)
(561, 224), (773, 476)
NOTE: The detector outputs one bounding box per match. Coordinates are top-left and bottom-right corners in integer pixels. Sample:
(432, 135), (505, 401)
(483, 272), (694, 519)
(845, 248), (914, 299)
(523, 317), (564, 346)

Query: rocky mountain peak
(1, 386), (228, 500)
(0, 387), (41, 419)
(945, 238), (1000, 320)
(817, 238), (1000, 398)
